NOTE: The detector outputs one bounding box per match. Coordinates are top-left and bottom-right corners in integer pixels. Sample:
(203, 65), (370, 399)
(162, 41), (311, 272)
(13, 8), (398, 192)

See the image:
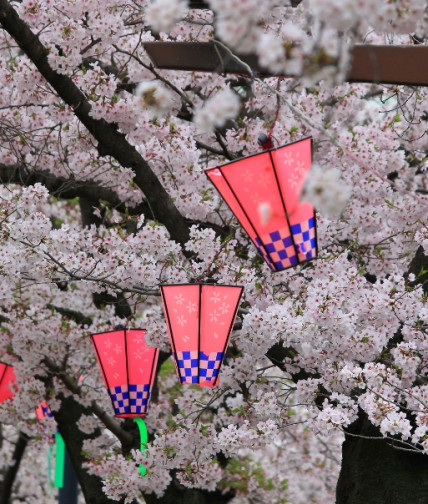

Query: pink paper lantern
(0, 362), (16, 403)
(35, 400), (53, 421)
(91, 329), (159, 418)
(206, 137), (317, 271)
(160, 284), (243, 387)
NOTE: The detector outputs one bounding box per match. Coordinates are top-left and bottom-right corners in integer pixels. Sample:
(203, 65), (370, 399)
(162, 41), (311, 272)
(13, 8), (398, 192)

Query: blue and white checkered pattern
(175, 351), (224, 384)
(42, 405), (53, 418)
(129, 384), (151, 415)
(291, 216), (316, 262)
(254, 217), (316, 271)
(109, 385), (129, 415)
(255, 228), (297, 270)
(109, 384), (151, 415)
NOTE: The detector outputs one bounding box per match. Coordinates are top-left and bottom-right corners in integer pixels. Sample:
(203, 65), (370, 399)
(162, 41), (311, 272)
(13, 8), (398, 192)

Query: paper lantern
(91, 329), (159, 418)
(206, 137), (317, 271)
(35, 399), (53, 421)
(0, 362), (16, 403)
(160, 284), (243, 387)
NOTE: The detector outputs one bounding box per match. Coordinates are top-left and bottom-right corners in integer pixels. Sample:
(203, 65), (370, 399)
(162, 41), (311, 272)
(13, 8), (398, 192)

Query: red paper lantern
(0, 362), (16, 403)
(91, 329), (159, 418)
(206, 137), (317, 271)
(160, 284), (243, 387)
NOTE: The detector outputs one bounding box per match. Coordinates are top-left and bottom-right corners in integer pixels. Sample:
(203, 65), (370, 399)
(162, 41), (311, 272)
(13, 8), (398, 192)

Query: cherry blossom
(0, 0), (427, 503)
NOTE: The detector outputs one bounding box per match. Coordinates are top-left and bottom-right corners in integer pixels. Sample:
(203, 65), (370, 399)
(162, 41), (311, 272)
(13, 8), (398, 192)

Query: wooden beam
(188, 1), (210, 7)
(143, 41), (428, 86)
(188, 1), (302, 7)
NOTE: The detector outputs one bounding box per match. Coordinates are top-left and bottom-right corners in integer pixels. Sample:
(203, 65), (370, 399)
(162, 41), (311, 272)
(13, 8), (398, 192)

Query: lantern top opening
(160, 282), (244, 288)
(116, 413), (147, 419)
(91, 327), (146, 335)
(205, 136), (312, 173)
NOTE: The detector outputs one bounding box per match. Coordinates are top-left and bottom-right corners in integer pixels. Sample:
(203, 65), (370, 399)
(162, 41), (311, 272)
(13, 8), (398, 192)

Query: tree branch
(0, 163), (151, 215)
(0, 431), (29, 504)
(0, 0), (190, 246)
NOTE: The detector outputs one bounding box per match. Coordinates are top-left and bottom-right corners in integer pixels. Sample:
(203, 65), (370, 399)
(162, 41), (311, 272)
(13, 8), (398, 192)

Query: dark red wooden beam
(143, 41), (428, 86)
(188, 1), (302, 7)
(188, 1), (210, 7)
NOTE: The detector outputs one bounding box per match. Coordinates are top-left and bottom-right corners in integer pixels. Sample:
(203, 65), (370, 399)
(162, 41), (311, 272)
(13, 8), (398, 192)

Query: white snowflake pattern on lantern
(282, 151), (296, 166)
(175, 293), (185, 305)
(134, 348), (145, 360)
(186, 301), (197, 314)
(107, 357), (116, 367)
(210, 292), (221, 304)
(219, 302), (230, 315)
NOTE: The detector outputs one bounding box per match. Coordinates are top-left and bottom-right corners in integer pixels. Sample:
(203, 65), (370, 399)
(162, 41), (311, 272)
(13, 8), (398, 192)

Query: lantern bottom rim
(116, 413), (147, 418)
(179, 379), (217, 388)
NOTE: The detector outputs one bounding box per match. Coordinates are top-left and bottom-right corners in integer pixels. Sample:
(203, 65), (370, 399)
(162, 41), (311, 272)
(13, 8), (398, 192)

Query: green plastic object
(134, 418), (148, 476)
(49, 433), (65, 488)
(54, 433), (65, 488)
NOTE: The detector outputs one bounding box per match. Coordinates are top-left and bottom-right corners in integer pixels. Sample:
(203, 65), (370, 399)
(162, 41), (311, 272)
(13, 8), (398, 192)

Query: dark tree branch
(0, 0), (190, 246)
(407, 245), (428, 293)
(43, 355), (134, 448)
(0, 163), (151, 215)
(0, 431), (29, 504)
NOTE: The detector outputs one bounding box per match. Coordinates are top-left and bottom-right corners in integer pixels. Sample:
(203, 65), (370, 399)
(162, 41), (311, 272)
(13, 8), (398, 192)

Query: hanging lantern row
(91, 284), (243, 419)
(90, 288), (241, 477)
(0, 136), (318, 480)
(206, 137), (317, 272)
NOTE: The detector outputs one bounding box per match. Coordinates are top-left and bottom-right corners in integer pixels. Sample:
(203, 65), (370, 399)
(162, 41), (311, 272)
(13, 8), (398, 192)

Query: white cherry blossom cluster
(193, 87), (241, 133)
(1, 0), (428, 501)
(144, 0), (189, 33)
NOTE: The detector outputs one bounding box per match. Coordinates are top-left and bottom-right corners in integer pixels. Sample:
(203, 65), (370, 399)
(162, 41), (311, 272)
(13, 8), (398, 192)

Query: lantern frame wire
(160, 283), (243, 387)
(205, 136), (317, 272)
(90, 329), (159, 418)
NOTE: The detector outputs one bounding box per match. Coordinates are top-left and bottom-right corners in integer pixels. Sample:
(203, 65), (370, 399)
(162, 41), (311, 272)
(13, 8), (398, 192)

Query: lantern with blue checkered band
(35, 400), (53, 422)
(0, 362), (16, 403)
(90, 329), (159, 418)
(160, 284), (243, 387)
(205, 137), (317, 272)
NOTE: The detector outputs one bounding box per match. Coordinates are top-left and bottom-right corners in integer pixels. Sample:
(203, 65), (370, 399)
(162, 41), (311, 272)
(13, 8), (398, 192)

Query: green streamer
(54, 433), (65, 488)
(48, 443), (55, 489)
(134, 418), (148, 476)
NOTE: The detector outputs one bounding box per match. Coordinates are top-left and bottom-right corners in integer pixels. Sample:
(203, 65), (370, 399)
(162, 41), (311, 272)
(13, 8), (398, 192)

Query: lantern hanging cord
(268, 80), (281, 140)
(258, 79), (281, 150)
(134, 417), (148, 476)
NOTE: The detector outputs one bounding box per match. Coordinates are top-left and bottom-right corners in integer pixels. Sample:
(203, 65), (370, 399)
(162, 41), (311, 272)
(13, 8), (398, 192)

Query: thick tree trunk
(143, 479), (234, 504)
(53, 394), (137, 504)
(336, 412), (428, 504)
(0, 431), (28, 504)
